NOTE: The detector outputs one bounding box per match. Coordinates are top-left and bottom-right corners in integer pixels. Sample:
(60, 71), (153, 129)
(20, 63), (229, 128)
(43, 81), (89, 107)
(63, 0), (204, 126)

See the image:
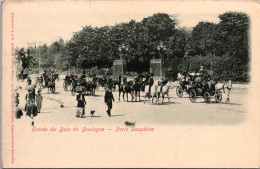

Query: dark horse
(47, 79), (56, 93)
(119, 81), (134, 101)
(132, 81), (143, 101)
(85, 80), (97, 96)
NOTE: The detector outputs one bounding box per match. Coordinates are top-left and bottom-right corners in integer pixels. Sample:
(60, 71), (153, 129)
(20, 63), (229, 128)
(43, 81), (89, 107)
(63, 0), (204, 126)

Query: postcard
(2, 0), (260, 168)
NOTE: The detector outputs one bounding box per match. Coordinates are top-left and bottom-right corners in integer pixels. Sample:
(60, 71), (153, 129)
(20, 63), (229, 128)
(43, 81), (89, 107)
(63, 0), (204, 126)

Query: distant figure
(148, 74), (154, 95)
(15, 103), (23, 119)
(14, 91), (23, 119)
(160, 77), (168, 92)
(105, 68), (109, 76)
(26, 96), (38, 126)
(25, 89), (35, 111)
(36, 89), (43, 113)
(104, 85), (114, 117)
(133, 75), (138, 83)
(145, 73), (150, 85)
(123, 75), (127, 85)
(199, 66), (205, 74)
(14, 91), (19, 105)
(224, 79), (232, 104)
(118, 74), (122, 84)
(76, 92), (86, 118)
(80, 70), (86, 80)
(27, 77), (32, 85)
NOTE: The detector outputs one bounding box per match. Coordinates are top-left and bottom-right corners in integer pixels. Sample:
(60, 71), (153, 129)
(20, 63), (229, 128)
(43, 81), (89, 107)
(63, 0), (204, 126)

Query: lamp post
(118, 44), (129, 60)
(156, 42), (166, 77)
(157, 41), (166, 59)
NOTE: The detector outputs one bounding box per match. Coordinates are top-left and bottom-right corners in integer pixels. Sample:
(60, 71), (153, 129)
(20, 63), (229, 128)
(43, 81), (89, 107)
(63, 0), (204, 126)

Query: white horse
(144, 81), (159, 103)
(158, 84), (171, 104)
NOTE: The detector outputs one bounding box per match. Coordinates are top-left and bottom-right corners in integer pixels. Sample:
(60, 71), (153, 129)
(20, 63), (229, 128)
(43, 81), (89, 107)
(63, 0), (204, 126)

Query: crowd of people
(14, 66), (233, 125)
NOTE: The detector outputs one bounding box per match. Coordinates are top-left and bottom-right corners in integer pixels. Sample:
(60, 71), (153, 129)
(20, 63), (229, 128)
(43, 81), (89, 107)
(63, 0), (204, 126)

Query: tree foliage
(15, 12), (249, 82)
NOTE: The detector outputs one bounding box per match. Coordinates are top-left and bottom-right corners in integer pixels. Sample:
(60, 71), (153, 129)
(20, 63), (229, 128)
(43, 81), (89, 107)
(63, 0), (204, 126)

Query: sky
(5, 1), (226, 48)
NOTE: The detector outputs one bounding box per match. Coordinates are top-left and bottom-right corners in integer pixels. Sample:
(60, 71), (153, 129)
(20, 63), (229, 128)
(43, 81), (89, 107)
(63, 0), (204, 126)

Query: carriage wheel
(63, 81), (68, 91)
(215, 92), (222, 103)
(189, 89), (197, 103)
(204, 92), (211, 103)
(176, 86), (183, 98)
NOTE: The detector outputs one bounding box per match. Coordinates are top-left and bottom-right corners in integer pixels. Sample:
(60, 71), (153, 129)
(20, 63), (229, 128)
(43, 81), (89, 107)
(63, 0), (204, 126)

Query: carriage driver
(118, 74), (122, 84)
(80, 70), (86, 80)
(160, 77), (168, 92)
(199, 66), (205, 74)
(123, 75), (127, 85)
(133, 75), (138, 83)
(148, 74), (154, 95)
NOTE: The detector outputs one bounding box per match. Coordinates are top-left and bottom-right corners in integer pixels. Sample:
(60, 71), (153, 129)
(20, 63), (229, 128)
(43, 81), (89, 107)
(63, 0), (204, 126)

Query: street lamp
(157, 41), (166, 58)
(118, 44), (129, 60)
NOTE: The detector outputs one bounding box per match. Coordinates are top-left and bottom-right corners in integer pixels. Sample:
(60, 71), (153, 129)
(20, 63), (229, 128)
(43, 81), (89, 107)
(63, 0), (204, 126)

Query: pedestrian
(76, 91), (86, 118)
(15, 102), (23, 119)
(26, 95), (38, 126)
(14, 91), (23, 119)
(36, 89), (43, 113)
(225, 79), (232, 104)
(148, 74), (154, 96)
(123, 75), (127, 85)
(25, 89), (35, 111)
(14, 91), (19, 105)
(104, 85), (114, 117)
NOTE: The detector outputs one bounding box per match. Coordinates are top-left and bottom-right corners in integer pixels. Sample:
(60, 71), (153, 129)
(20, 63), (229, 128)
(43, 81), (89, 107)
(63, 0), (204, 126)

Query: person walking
(25, 89), (35, 111)
(14, 90), (23, 119)
(76, 91), (86, 118)
(104, 85), (114, 117)
(225, 79), (232, 104)
(148, 74), (154, 96)
(36, 89), (43, 113)
(25, 90), (38, 126)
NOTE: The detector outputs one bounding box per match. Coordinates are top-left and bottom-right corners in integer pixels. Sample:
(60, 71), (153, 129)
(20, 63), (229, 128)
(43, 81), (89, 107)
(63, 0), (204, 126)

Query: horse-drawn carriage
(16, 73), (29, 81)
(177, 72), (222, 103)
(63, 74), (97, 96)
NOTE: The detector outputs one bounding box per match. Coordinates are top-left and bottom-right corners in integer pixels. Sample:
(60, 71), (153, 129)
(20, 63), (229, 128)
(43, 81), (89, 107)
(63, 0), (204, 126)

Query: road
(14, 75), (248, 127)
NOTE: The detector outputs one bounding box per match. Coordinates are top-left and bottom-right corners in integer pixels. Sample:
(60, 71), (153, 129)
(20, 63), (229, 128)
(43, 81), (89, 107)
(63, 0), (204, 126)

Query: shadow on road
(112, 114), (125, 117)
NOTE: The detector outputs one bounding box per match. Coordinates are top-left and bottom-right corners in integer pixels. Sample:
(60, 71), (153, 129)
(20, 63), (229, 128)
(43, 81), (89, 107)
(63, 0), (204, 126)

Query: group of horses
(105, 78), (172, 104)
(63, 75), (97, 95)
(35, 73), (59, 93)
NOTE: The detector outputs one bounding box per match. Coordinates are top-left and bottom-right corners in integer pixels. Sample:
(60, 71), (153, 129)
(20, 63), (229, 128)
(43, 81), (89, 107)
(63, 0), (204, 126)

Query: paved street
(15, 75), (247, 127)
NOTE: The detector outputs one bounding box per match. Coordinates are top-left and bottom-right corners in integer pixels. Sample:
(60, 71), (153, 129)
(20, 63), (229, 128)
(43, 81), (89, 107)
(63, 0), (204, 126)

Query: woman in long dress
(25, 90), (38, 126)
(36, 89), (43, 113)
(76, 92), (86, 118)
(224, 79), (232, 104)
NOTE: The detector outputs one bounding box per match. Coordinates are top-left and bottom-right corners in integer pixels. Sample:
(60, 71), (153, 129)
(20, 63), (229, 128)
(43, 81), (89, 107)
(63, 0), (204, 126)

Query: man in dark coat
(104, 85), (114, 117)
(123, 76), (127, 85)
(118, 74), (122, 83)
(145, 73), (150, 85)
(148, 74), (154, 95)
(76, 91), (86, 118)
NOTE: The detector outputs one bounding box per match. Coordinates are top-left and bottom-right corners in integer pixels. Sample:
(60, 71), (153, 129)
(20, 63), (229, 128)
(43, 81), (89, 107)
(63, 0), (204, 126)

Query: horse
(119, 81), (134, 101)
(85, 81), (97, 96)
(35, 76), (43, 89)
(47, 79), (56, 93)
(158, 84), (171, 104)
(17, 73), (29, 81)
(144, 81), (159, 103)
(132, 81), (142, 102)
